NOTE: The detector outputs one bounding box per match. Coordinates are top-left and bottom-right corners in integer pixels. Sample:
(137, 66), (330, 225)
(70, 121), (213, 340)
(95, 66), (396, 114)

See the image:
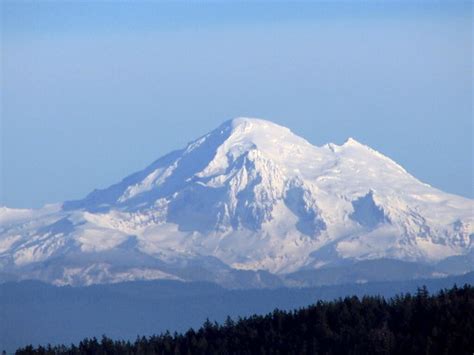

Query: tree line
(14, 284), (474, 355)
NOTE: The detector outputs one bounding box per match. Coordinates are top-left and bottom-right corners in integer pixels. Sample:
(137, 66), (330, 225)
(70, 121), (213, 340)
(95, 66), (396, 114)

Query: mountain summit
(1, 118), (473, 287)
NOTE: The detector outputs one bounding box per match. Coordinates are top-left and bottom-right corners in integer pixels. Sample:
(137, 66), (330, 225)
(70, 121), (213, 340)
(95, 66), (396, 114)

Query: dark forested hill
(13, 284), (474, 355)
(2, 273), (474, 352)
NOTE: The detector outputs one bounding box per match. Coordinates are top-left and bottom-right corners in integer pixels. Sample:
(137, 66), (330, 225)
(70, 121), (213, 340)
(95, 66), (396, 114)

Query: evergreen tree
(15, 284), (474, 355)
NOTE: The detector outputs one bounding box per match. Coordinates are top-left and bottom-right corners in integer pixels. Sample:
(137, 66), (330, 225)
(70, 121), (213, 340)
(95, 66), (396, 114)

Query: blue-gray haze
(1, 1), (472, 208)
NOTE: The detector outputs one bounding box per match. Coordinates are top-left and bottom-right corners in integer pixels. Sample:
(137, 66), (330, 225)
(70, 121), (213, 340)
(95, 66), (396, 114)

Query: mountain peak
(199, 117), (314, 168)
(343, 137), (364, 147)
(225, 117), (289, 131)
(216, 117), (294, 145)
(2, 116), (473, 287)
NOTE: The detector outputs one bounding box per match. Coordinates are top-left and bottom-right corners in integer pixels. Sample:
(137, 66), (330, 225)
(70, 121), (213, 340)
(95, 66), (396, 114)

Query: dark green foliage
(14, 285), (474, 355)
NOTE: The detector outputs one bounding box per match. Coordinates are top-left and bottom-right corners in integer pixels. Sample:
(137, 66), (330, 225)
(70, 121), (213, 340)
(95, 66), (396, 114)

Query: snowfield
(1, 118), (473, 287)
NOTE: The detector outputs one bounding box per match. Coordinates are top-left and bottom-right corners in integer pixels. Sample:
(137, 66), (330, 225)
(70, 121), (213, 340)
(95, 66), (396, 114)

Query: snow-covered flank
(1, 118), (473, 286)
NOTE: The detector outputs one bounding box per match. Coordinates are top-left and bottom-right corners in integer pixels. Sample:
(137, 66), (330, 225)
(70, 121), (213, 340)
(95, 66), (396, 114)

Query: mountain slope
(1, 118), (472, 287)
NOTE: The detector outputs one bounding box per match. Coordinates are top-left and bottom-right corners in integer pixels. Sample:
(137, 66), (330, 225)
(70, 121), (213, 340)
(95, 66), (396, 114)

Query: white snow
(0, 117), (472, 286)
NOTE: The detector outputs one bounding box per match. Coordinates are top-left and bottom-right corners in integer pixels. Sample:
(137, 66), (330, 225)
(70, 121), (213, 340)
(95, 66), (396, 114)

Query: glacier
(1, 117), (473, 287)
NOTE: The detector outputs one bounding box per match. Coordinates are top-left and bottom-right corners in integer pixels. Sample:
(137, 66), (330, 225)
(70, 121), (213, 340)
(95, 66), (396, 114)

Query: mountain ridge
(1, 117), (472, 287)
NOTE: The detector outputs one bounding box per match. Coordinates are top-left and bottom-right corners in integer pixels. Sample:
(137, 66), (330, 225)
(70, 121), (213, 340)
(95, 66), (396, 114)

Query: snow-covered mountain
(1, 118), (473, 287)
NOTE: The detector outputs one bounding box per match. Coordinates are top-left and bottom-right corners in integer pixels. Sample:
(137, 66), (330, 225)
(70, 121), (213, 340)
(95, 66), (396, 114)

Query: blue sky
(1, 1), (472, 208)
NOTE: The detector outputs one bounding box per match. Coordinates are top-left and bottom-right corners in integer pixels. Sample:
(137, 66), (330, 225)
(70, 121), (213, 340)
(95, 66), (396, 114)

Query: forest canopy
(14, 284), (474, 355)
